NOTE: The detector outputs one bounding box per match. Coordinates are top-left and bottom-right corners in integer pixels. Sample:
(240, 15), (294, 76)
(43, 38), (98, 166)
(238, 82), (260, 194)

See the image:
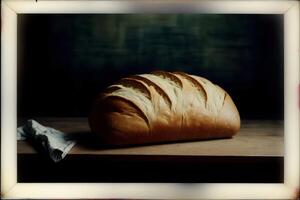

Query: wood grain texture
(17, 118), (283, 157)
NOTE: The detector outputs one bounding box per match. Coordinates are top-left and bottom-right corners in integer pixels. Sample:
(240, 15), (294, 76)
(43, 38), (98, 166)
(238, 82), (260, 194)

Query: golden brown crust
(89, 71), (240, 146)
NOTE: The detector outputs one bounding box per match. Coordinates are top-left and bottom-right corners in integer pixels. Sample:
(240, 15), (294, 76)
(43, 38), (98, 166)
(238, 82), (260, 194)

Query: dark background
(17, 14), (284, 119)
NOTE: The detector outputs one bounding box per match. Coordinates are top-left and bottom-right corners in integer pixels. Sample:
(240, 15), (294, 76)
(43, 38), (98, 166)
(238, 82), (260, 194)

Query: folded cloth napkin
(17, 120), (76, 162)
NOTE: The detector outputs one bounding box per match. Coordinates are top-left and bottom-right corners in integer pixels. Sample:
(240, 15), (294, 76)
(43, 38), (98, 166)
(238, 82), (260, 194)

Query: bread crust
(89, 71), (240, 146)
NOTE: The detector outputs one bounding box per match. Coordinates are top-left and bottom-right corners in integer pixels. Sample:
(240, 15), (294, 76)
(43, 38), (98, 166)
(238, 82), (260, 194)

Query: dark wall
(17, 14), (284, 119)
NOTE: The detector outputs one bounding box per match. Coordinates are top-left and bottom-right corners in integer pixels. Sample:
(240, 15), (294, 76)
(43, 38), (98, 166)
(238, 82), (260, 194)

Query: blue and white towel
(17, 120), (76, 162)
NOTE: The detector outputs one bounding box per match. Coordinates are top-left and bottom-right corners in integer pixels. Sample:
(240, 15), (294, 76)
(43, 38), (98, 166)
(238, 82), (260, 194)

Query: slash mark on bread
(131, 75), (173, 110)
(105, 95), (151, 130)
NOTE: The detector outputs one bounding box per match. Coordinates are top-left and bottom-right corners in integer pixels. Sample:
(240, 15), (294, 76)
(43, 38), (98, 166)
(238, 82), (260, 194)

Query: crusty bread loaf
(89, 71), (240, 146)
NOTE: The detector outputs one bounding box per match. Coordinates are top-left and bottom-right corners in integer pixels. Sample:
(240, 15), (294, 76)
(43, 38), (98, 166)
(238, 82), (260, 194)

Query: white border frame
(1, 0), (299, 199)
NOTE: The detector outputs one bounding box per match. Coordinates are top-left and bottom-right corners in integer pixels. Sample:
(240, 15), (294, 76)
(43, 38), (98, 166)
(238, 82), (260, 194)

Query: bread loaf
(89, 71), (240, 146)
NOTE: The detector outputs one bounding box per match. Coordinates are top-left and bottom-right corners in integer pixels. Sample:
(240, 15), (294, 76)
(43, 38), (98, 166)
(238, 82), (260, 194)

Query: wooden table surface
(18, 118), (283, 157)
(17, 118), (284, 183)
